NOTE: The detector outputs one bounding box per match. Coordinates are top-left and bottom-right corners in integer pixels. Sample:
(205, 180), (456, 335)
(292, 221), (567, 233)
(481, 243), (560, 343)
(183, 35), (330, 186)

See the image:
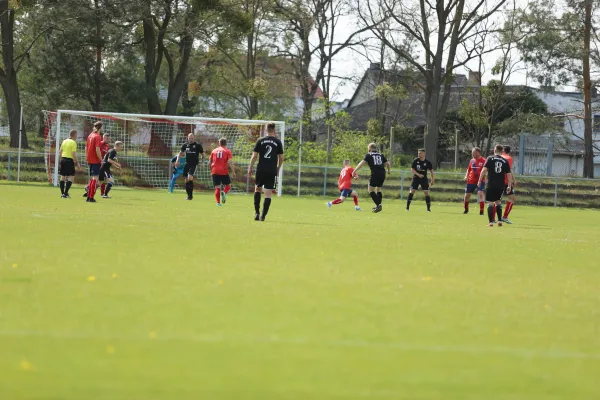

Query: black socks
(425, 195), (431, 210)
(59, 181), (65, 195)
(406, 193), (414, 209)
(254, 192), (261, 214)
(496, 204), (503, 222)
(105, 182), (113, 196)
(65, 181), (72, 195)
(185, 181), (194, 197)
(369, 192), (378, 205)
(262, 198), (272, 218)
(378, 192), (383, 205)
(487, 204), (495, 223)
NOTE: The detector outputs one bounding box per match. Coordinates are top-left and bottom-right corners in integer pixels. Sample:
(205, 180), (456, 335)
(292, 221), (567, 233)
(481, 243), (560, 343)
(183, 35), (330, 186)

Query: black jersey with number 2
(101, 149), (117, 171)
(484, 155), (511, 187)
(181, 142), (204, 166)
(254, 136), (284, 173)
(363, 152), (387, 171)
(411, 158), (433, 178)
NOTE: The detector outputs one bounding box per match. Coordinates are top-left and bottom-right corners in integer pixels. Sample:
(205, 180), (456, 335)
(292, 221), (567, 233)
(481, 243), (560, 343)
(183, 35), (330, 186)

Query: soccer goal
(43, 110), (286, 196)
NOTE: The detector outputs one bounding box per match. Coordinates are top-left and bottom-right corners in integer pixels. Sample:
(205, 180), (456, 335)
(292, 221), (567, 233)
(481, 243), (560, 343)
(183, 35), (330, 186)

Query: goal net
(43, 110), (286, 195)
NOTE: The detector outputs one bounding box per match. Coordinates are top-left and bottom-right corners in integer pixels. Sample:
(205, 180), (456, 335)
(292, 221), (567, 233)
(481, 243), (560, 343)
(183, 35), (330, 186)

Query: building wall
(512, 153), (584, 177)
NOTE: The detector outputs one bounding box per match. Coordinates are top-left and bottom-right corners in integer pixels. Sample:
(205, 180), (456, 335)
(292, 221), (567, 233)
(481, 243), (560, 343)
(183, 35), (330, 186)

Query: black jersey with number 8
(484, 155), (511, 187)
(254, 136), (284, 173)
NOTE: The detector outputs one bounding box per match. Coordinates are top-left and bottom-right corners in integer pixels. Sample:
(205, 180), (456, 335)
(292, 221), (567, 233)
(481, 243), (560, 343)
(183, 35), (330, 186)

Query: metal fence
(2, 150), (600, 208)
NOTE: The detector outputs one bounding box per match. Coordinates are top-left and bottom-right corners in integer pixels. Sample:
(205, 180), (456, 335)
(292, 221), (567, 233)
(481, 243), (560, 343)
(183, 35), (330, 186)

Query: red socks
(504, 202), (513, 218)
(479, 201), (485, 213)
(101, 183), (106, 195)
(332, 198), (343, 205)
(224, 185), (231, 194)
(353, 195), (359, 206)
(88, 180), (97, 199)
(215, 188), (221, 203)
(464, 199), (469, 211)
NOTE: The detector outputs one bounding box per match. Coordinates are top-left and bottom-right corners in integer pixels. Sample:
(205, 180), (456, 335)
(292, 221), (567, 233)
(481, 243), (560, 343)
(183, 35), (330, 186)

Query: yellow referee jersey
(60, 138), (77, 159)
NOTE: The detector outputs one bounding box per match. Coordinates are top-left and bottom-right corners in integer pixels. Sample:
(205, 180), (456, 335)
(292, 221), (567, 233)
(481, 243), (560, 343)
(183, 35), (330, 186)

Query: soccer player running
(168, 153), (186, 193)
(406, 148), (435, 212)
(210, 137), (236, 206)
(352, 143), (390, 213)
(85, 121), (103, 203)
(248, 122), (284, 221)
(99, 141), (123, 198)
(463, 147), (486, 215)
(326, 159), (361, 211)
(478, 144), (513, 227)
(501, 145), (517, 224)
(176, 133), (204, 200)
(58, 129), (80, 198)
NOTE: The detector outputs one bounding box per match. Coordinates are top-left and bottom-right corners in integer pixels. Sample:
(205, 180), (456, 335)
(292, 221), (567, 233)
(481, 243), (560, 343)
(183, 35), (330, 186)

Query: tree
(517, 0), (596, 177)
(357, 0), (508, 165)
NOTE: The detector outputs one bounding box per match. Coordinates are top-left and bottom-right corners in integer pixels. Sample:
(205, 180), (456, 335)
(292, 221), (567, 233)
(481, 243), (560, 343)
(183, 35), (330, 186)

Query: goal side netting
(42, 110), (285, 195)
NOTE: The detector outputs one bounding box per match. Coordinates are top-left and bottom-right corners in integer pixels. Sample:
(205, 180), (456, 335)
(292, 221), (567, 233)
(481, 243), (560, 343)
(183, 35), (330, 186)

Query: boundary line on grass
(1, 330), (599, 360)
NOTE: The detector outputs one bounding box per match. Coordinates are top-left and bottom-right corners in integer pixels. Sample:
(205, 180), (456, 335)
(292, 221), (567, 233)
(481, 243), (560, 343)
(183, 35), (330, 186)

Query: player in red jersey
(501, 145), (516, 223)
(85, 121), (103, 202)
(209, 137), (235, 206)
(463, 147), (486, 215)
(326, 160), (361, 211)
(84, 132), (111, 198)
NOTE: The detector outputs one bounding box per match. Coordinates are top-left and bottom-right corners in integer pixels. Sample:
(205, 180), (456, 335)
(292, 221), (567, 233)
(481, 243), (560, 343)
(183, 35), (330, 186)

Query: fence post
(400, 171), (405, 200)
(17, 106), (23, 183)
(297, 121), (302, 197)
(323, 166), (328, 196)
(546, 137), (554, 176)
(7, 152), (11, 180)
(554, 177), (558, 207)
(519, 134), (525, 175)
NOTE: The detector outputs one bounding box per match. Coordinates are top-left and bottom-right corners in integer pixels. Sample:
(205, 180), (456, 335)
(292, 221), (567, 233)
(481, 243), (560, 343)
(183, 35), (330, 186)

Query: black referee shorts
(59, 158), (75, 176)
(411, 177), (429, 190)
(99, 168), (112, 181)
(255, 169), (277, 190)
(486, 185), (504, 202)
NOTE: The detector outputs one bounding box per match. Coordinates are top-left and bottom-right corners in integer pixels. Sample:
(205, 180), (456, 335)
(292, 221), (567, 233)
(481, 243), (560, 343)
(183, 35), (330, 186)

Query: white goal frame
(51, 110), (286, 196)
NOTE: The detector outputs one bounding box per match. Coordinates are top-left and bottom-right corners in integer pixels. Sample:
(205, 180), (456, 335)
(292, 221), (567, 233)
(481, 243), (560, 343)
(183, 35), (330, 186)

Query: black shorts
(89, 163), (101, 176)
(255, 169), (277, 190)
(504, 185), (515, 196)
(183, 163), (197, 177)
(99, 168), (112, 181)
(486, 185), (504, 202)
(212, 174), (231, 186)
(59, 158), (75, 176)
(411, 177), (429, 190)
(369, 170), (386, 187)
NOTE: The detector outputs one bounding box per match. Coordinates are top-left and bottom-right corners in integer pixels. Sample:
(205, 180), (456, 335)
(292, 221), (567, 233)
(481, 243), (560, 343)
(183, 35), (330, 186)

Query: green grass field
(1, 184), (600, 399)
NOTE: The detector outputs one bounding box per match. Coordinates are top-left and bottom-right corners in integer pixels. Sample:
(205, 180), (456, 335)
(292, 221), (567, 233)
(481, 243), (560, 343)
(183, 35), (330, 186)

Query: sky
(316, 7), (533, 102)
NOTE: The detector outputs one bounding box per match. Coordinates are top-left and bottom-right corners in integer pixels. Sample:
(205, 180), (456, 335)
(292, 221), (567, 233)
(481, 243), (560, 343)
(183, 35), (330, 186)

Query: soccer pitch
(1, 185), (599, 399)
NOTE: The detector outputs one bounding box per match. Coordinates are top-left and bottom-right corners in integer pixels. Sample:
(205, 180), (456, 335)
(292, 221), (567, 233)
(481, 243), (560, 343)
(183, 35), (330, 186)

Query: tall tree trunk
(143, 15), (163, 114)
(164, 17), (194, 115)
(0, 2), (27, 148)
(424, 86), (440, 165)
(93, 0), (102, 111)
(583, 0), (594, 178)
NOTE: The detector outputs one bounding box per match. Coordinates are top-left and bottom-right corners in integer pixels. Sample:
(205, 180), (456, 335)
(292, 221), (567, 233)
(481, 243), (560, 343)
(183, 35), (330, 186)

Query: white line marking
(1, 330), (599, 360)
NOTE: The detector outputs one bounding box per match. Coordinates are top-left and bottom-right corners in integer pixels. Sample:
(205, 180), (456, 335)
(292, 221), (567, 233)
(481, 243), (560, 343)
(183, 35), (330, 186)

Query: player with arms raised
(85, 121), (103, 203)
(176, 133), (204, 200)
(326, 159), (361, 211)
(478, 144), (513, 227)
(352, 143), (390, 213)
(463, 147), (486, 215)
(248, 122), (284, 221)
(406, 149), (435, 212)
(210, 137), (236, 206)
(99, 141), (123, 198)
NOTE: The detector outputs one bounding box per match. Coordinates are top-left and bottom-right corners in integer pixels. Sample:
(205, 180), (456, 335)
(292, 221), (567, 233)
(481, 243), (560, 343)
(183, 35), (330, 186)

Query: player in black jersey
(248, 123), (284, 221)
(99, 141), (123, 198)
(352, 143), (390, 213)
(176, 133), (204, 200)
(478, 144), (513, 227)
(406, 149), (435, 212)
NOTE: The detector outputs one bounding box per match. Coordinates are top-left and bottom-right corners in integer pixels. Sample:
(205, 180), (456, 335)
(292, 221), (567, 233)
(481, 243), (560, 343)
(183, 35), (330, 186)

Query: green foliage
(330, 130), (372, 164)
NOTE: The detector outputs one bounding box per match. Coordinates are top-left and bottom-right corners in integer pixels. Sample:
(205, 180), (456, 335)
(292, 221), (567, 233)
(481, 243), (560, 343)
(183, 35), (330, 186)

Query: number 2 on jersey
(264, 145), (272, 159)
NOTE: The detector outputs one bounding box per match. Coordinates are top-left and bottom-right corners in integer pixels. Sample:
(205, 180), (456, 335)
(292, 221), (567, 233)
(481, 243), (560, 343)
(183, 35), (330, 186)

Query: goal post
(43, 110), (286, 196)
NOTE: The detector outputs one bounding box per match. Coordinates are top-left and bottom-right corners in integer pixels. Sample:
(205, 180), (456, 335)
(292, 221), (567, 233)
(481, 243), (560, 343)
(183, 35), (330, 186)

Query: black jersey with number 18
(363, 152), (387, 171)
(484, 155), (511, 187)
(254, 136), (284, 173)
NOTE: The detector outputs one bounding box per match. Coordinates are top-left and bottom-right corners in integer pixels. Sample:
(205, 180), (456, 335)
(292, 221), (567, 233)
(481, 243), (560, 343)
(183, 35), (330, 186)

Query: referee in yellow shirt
(59, 129), (80, 198)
